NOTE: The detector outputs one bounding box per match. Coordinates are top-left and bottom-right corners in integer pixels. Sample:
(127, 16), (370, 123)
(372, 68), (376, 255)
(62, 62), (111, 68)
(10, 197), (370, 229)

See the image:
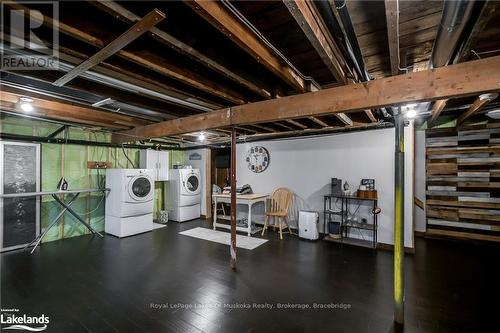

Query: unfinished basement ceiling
(1, 0), (500, 144)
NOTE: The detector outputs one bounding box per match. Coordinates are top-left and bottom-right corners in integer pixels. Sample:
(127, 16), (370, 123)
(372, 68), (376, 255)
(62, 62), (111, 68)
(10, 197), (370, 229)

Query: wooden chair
(261, 187), (294, 239)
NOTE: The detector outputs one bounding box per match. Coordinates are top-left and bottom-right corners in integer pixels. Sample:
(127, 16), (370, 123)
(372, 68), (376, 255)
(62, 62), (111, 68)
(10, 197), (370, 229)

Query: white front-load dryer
(105, 169), (154, 237)
(167, 168), (201, 222)
(179, 169), (201, 206)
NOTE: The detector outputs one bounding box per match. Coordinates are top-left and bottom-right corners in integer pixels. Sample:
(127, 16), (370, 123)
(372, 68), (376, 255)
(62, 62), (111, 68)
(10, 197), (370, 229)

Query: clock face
(245, 146), (270, 173)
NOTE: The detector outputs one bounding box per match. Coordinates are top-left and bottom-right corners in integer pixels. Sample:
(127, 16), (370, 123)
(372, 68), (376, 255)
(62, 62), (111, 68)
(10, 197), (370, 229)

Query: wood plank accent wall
(426, 124), (500, 242)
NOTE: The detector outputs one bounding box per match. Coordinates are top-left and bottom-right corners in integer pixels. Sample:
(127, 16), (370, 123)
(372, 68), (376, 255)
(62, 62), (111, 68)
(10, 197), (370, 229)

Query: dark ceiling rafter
(90, 0), (272, 99)
(184, 0), (310, 93)
(455, 1), (499, 64)
(284, 0), (359, 128)
(286, 119), (308, 129)
(5, 2), (246, 105)
(384, 0), (401, 76)
(284, 0), (348, 84)
(53, 8), (166, 86)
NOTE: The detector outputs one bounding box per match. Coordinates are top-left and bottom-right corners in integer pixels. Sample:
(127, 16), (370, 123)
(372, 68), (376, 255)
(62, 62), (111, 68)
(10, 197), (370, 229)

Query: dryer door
(128, 175), (153, 201)
(183, 174), (200, 195)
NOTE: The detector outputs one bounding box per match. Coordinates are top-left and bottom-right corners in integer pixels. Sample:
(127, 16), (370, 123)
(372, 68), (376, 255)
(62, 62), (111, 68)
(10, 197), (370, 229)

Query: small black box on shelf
(331, 178), (342, 195)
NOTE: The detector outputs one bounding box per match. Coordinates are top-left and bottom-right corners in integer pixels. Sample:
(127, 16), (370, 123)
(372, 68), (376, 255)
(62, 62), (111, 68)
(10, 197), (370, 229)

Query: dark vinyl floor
(2, 219), (500, 333)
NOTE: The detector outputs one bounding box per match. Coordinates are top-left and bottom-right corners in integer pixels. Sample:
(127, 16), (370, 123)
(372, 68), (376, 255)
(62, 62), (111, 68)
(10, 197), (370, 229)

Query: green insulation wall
(1, 115), (184, 243)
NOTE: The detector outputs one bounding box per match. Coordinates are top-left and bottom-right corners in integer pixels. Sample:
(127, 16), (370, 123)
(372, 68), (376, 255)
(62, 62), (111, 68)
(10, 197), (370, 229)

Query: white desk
(212, 193), (268, 236)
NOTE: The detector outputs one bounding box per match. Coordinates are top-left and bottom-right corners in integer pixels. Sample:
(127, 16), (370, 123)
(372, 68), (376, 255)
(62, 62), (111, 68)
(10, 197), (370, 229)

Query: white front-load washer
(105, 169), (155, 237)
(167, 168), (201, 222)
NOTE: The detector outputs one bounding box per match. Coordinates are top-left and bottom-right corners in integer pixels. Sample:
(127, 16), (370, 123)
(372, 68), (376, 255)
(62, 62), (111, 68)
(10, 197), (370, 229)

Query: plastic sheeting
(1, 116), (184, 243)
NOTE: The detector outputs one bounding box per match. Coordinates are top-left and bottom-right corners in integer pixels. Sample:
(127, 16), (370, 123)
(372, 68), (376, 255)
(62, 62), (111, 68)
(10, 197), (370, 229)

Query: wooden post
(394, 109), (405, 324)
(230, 128), (237, 270)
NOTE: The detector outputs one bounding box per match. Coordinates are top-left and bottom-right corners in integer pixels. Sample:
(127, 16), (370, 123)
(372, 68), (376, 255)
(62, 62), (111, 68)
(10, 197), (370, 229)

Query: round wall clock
(245, 146), (270, 173)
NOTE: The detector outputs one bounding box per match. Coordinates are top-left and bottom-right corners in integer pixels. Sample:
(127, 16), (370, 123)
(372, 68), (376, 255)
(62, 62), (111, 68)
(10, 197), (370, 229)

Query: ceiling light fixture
(402, 103), (418, 118)
(19, 97), (34, 112)
(198, 132), (206, 141)
(406, 109), (417, 118)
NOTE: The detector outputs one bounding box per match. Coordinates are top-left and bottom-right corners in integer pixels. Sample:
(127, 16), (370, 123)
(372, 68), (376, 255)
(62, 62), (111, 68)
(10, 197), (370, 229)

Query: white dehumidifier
(298, 211), (319, 240)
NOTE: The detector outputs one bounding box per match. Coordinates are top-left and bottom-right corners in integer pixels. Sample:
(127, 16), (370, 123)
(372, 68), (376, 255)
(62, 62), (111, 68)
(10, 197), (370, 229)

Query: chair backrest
(270, 187), (293, 213)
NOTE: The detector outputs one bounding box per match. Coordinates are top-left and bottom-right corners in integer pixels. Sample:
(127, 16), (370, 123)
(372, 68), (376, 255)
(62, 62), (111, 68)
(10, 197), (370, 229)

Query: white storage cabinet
(139, 149), (169, 181)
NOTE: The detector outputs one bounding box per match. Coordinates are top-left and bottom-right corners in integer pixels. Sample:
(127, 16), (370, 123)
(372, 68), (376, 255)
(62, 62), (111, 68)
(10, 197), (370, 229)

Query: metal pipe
(430, 0), (477, 68)
(0, 132), (181, 150)
(394, 108), (405, 324)
(230, 128), (237, 270)
(1, 45), (216, 112)
(331, 0), (371, 81)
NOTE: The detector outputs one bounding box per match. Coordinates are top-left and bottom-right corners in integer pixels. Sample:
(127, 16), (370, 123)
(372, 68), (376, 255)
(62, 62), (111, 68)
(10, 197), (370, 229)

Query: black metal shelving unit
(323, 194), (378, 249)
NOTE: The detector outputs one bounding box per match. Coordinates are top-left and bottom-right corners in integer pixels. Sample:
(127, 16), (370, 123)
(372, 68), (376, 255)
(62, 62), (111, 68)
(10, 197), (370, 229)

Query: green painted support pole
(394, 109), (405, 324)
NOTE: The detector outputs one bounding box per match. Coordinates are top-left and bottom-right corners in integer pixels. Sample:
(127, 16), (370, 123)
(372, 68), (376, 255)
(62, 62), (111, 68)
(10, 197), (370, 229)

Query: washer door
(128, 175), (153, 201)
(183, 174), (200, 195)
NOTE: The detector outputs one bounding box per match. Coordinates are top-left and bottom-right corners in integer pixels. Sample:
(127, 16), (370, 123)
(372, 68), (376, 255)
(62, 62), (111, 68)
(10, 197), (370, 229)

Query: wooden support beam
(92, 0), (271, 99)
(7, 2), (242, 105)
(112, 56), (500, 142)
(0, 91), (151, 129)
(53, 9), (165, 86)
(456, 94), (498, 126)
(185, 0), (307, 92)
(284, 0), (347, 84)
(286, 119), (308, 129)
(430, 99), (448, 124)
(309, 116), (329, 128)
(385, 0), (401, 76)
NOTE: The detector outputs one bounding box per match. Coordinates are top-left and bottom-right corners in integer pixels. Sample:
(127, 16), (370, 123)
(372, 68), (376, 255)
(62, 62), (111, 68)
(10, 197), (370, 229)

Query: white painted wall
(236, 126), (414, 248)
(185, 149), (208, 216)
(414, 129), (427, 232)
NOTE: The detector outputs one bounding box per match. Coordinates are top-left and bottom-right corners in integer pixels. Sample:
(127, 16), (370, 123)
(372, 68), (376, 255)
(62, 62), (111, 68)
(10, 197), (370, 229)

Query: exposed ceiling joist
(91, 0), (271, 99)
(455, 1), (499, 63)
(309, 116), (329, 128)
(185, 0), (308, 93)
(120, 50), (246, 105)
(250, 124), (278, 132)
(430, 99), (448, 124)
(284, 0), (348, 84)
(1, 91), (150, 129)
(385, 0), (401, 76)
(335, 113), (354, 126)
(53, 9), (165, 86)
(364, 110), (378, 123)
(54, 47), (219, 112)
(112, 56), (500, 142)
(286, 119), (308, 129)
(8, 2), (244, 105)
(456, 93), (499, 125)
(273, 122), (295, 131)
